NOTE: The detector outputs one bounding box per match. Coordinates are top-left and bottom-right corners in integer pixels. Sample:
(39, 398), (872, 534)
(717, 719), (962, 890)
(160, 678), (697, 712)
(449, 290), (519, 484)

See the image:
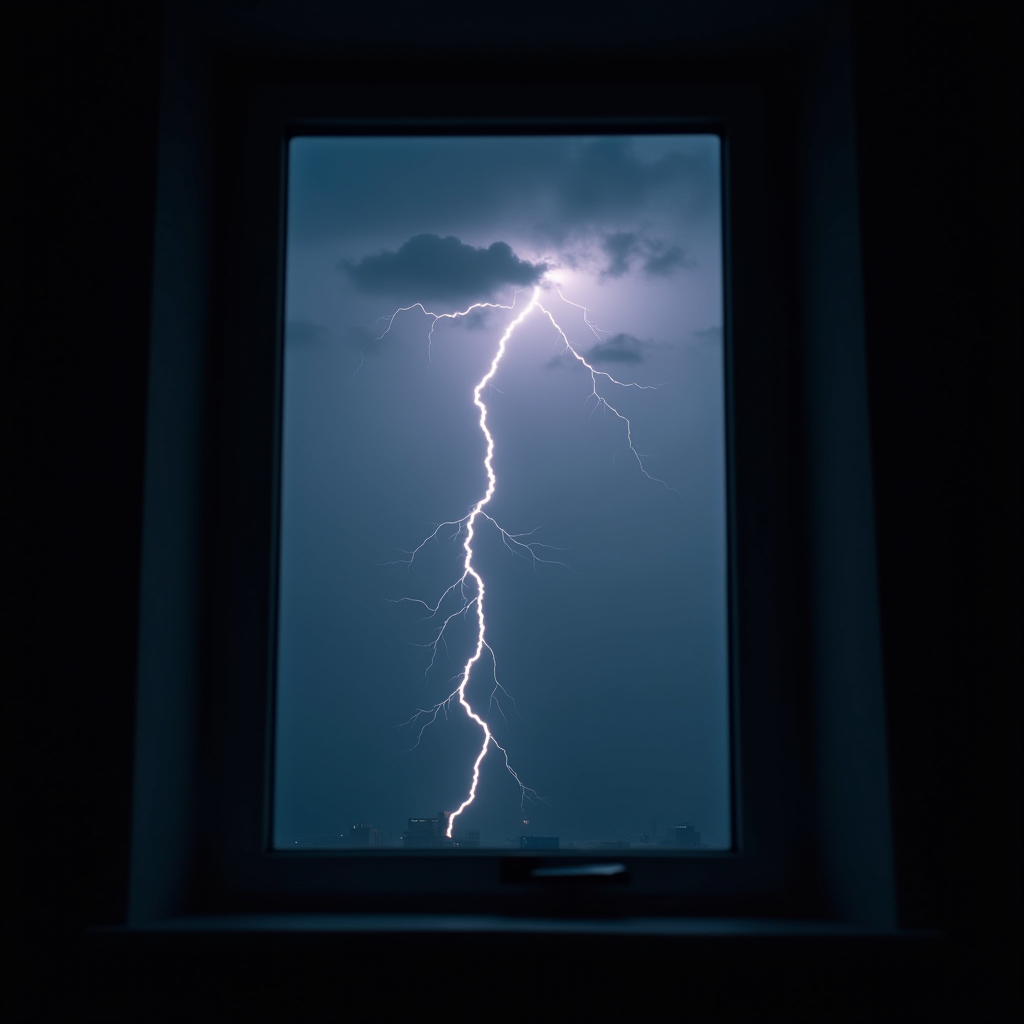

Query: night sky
(274, 134), (729, 849)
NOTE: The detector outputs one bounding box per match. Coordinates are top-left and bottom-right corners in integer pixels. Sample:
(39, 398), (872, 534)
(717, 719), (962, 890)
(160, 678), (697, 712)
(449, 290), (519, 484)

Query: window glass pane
(275, 134), (729, 851)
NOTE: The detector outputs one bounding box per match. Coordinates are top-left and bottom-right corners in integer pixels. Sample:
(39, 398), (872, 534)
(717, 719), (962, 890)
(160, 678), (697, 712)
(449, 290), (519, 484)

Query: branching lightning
(374, 284), (671, 838)
(352, 298), (519, 380)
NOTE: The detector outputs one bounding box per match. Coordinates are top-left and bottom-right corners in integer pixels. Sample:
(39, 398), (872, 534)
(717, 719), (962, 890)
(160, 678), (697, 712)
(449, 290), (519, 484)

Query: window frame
(202, 82), (810, 918)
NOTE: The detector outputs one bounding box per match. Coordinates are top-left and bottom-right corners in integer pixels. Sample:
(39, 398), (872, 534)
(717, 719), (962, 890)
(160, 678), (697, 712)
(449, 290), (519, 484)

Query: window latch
(529, 862), (627, 879)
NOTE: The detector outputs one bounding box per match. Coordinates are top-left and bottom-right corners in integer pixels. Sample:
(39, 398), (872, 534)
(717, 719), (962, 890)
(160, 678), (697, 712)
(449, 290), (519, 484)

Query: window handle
(528, 862), (628, 880)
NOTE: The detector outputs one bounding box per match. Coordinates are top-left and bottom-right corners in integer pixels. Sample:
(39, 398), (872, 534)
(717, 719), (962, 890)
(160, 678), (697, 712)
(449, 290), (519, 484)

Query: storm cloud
(602, 232), (641, 278)
(585, 332), (654, 363)
(556, 137), (692, 224)
(600, 231), (692, 279)
(547, 332), (658, 368)
(642, 240), (689, 276)
(287, 136), (720, 259)
(341, 234), (547, 303)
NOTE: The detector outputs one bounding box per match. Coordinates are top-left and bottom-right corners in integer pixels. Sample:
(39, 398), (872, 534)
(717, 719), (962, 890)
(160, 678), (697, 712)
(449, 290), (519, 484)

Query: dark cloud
(557, 138), (692, 225)
(586, 333), (649, 364)
(288, 136), (720, 249)
(546, 332), (657, 368)
(341, 234), (547, 302)
(601, 232), (642, 278)
(599, 231), (692, 280)
(642, 241), (690, 276)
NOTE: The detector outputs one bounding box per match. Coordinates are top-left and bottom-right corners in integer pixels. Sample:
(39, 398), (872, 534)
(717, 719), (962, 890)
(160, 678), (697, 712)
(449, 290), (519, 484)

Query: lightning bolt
(374, 284), (671, 839)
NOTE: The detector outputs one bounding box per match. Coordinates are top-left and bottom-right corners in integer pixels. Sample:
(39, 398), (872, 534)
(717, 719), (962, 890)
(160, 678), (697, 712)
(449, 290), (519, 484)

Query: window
(197, 79), (821, 917)
(274, 132), (731, 854)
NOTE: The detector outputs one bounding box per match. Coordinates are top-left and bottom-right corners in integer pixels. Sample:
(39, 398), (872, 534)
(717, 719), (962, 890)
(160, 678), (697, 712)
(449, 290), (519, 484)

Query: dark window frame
(204, 84), (807, 918)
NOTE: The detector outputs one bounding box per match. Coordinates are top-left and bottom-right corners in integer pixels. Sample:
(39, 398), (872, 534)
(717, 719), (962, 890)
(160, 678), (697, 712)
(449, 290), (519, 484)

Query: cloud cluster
(600, 231), (691, 279)
(546, 332), (660, 368)
(553, 137), (696, 226)
(584, 332), (649, 363)
(341, 234), (547, 303)
(289, 136), (720, 270)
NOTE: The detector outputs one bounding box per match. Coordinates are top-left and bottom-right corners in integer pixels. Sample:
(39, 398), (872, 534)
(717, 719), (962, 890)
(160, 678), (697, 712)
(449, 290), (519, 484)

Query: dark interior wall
(3, 0), (161, 934)
(2, 1), (1020, 1021)
(128, 0), (212, 928)
(800, 8), (895, 930)
(854, 2), (1022, 946)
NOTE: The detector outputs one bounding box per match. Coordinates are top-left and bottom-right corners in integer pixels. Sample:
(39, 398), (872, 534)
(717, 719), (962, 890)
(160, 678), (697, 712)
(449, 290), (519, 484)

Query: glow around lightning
(384, 284), (669, 839)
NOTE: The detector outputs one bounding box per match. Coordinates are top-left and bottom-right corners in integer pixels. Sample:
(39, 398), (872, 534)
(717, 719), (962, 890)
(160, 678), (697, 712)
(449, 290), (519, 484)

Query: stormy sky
(274, 134), (729, 849)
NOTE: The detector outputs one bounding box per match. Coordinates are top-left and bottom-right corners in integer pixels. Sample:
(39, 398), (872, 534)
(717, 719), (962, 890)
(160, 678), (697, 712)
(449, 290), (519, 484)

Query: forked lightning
(376, 283), (669, 838)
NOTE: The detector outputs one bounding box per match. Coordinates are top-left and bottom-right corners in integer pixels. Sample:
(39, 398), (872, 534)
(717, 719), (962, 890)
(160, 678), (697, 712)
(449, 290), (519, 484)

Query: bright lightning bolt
(374, 283), (672, 839)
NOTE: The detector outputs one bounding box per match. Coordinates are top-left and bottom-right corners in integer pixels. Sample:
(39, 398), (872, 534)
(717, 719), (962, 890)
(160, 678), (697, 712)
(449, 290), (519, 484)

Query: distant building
(458, 829), (481, 849)
(348, 822), (381, 848)
(289, 834), (347, 849)
(520, 835), (559, 850)
(600, 839), (630, 849)
(669, 823), (701, 848)
(402, 811), (450, 849)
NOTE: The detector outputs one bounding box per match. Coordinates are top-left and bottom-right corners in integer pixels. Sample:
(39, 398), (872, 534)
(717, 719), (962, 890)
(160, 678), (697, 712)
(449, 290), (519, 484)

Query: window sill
(98, 913), (934, 939)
